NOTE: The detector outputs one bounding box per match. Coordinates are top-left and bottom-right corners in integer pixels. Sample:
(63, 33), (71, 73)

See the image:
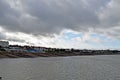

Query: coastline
(0, 51), (120, 58)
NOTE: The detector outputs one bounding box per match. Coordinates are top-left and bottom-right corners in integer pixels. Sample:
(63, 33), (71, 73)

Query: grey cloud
(98, 0), (120, 25)
(0, 0), (120, 38)
(0, 0), (23, 33)
(21, 0), (100, 30)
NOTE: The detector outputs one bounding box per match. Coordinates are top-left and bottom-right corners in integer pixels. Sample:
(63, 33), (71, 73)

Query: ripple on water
(0, 55), (120, 80)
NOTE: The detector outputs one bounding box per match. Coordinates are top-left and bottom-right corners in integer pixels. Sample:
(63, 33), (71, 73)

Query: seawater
(0, 55), (120, 80)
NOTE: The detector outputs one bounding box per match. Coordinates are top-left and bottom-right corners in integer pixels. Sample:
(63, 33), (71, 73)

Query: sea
(0, 55), (120, 80)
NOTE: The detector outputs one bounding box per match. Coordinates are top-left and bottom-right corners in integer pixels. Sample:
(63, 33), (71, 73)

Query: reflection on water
(0, 55), (120, 80)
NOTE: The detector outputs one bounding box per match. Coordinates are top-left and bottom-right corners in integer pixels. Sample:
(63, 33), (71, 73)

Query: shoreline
(0, 51), (120, 58)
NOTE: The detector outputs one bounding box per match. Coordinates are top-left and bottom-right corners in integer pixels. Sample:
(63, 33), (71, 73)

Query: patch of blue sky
(62, 31), (83, 40)
(90, 33), (108, 40)
(90, 34), (120, 49)
(59, 32), (120, 49)
(103, 39), (120, 48)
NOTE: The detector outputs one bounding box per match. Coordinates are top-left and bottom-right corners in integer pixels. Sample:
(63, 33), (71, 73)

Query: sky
(0, 0), (120, 50)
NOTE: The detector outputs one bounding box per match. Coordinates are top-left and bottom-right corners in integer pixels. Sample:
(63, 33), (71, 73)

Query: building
(0, 41), (9, 47)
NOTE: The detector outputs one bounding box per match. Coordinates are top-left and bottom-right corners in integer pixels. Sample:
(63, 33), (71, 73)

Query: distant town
(0, 41), (120, 58)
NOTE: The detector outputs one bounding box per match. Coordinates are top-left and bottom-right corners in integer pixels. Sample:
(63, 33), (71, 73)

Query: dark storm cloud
(0, 0), (120, 38)
(21, 0), (100, 32)
(0, 0), (21, 31)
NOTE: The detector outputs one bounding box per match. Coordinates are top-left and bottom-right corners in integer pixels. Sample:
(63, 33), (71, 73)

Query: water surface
(0, 55), (120, 80)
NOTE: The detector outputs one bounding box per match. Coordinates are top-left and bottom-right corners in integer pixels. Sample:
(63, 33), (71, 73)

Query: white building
(0, 41), (9, 47)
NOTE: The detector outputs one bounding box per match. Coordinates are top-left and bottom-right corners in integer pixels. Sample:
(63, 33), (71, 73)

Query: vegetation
(0, 45), (120, 58)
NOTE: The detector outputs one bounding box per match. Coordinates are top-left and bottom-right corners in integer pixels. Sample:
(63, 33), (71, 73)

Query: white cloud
(0, 0), (120, 49)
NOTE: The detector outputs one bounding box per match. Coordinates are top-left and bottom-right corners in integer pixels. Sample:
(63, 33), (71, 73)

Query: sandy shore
(0, 51), (120, 58)
(0, 52), (83, 58)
